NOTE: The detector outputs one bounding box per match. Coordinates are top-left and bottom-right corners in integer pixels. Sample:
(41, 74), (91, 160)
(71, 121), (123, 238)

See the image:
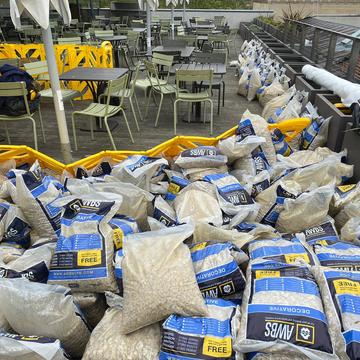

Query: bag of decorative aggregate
(0, 278), (90, 358)
(153, 195), (177, 227)
(335, 198), (360, 231)
(0, 332), (68, 360)
(341, 217), (360, 244)
(258, 78), (285, 108)
(48, 197), (119, 292)
(282, 217), (339, 245)
(111, 155), (168, 190)
(82, 307), (161, 360)
(175, 146), (228, 169)
(16, 166), (65, 238)
(174, 182), (223, 227)
(314, 268), (360, 360)
(0, 242), (24, 264)
(276, 184), (335, 233)
(331, 184), (360, 214)
(120, 224), (207, 334)
(190, 241), (246, 298)
(235, 259), (337, 359)
(248, 67), (262, 101)
(203, 173), (258, 218)
(0, 202), (31, 248)
(109, 214), (139, 250)
(73, 292), (107, 329)
(238, 66), (252, 97)
(246, 353), (310, 359)
(218, 134), (266, 163)
(0, 241), (55, 283)
(164, 170), (189, 201)
(160, 298), (240, 360)
(182, 166), (229, 182)
(271, 129), (293, 157)
(300, 116), (330, 151)
(248, 237), (316, 265)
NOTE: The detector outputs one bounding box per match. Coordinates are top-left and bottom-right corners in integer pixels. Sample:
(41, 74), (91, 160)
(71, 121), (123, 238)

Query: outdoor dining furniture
(97, 34), (128, 67)
(72, 74), (134, 151)
(152, 45), (195, 59)
(60, 67), (129, 134)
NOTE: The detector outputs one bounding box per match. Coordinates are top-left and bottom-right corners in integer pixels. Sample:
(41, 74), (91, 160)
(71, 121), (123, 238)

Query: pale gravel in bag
(82, 307), (161, 360)
(341, 217), (360, 244)
(0, 279), (90, 358)
(120, 224), (207, 334)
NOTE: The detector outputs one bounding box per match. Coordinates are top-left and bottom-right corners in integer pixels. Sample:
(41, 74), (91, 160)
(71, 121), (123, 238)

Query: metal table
(60, 67), (128, 132)
(170, 63), (227, 122)
(98, 35), (128, 67)
(152, 46), (195, 59)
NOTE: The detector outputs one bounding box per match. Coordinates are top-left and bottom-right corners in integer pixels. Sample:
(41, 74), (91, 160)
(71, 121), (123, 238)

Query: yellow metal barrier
(0, 146), (66, 175)
(0, 43), (113, 99)
(0, 118), (312, 174)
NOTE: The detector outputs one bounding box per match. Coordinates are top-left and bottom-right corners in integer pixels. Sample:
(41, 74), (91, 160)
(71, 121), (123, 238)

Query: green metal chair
(144, 60), (177, 127)
(94, 30), (114, 39)
(208, 34), (228, 52)
(174, 69), (214, 135)
(0, 27), (6, 43)
(126, 31), (140, 56)
(24, 60), (83, 106)
(134, 52), (173, 109)
(71, 74), (134, 151)
(0, 82), (45, 150)
(0, 58), (20, 67)
(99, 64), (142, 132)
(57, 37), (82, 45)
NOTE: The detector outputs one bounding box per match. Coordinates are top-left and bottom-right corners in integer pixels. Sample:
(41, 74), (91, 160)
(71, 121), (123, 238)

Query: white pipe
(146, 2), (152, 54)
(182, 0), (186, 25)
(171, 4), (175, 39)
(302, 64), (360, 107)
(41, 26), (73, 163)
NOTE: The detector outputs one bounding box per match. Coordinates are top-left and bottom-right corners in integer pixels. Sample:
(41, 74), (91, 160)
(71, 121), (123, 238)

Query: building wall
(253, 0), (360, 19)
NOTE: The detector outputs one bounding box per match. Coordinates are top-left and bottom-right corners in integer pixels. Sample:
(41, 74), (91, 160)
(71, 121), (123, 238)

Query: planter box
(284, 63), (314, 84)
(342, 122), (360, 182)
(315, 94), (353, 152)
(295, 76), (332, 104)
(275, 54), (312, 66)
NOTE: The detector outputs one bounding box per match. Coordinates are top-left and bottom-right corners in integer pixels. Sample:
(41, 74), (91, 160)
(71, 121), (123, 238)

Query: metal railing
(253, 18), (360, 83)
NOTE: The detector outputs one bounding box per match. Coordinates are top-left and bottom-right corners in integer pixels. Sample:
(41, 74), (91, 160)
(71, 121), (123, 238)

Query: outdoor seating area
(0, 9), (244, 159)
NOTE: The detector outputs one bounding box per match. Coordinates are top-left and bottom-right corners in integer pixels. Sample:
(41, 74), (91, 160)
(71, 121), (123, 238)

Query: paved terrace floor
(4, 36), (262, 161)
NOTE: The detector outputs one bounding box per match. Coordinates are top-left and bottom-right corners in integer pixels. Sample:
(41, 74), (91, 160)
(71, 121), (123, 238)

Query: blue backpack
(0, 64), (41, 116)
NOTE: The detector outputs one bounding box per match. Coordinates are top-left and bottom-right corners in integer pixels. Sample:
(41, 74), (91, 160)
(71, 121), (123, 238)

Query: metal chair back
(24, 60), (48, 77)
(144, 60), (165, 89)
(104, 74), (129, 114)
(0, 82), (30, 115)
(95, 30), (114, 38)
(175, 69), (213, 97)
(0, 58), (20, 67)
(57, 37), (82, 45)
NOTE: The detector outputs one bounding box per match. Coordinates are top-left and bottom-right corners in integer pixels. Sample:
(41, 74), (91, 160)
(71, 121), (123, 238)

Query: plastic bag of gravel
(314, 241), (360, 271)
(174, 182), (223, 227)
(246, 353), (310, 360)
(82, 307), (161, 360)
(48, 197), (119, 293)
(271, 129), (293, 157)
(248, 68), (262, 101)
(335, 198), (360, 231)
(111, 155), (168, 190)
(0, 278), (90, 358)
(203, 173), (258, 218)
(0, 332), (68, 360)
(248, 237), (317, 266)
(153, 195), (177, 227)
(160, 298), (241, 360)
(190, 241), (247, 298)
(109, 215), (139, 250)
(276, 184), (335, 233)
(65, 179), (154, 230)
(331, 184), (360, 214)
(238, 66), (252, 97)
(218, 134), (266, 164)
(120, 224), (207, 334)
(73, 292), (107, 329)
(15, 166), (64, 238)
(164, 170), (189, 201)
(182, 166), (229, 182)
(314, 267), (360, 360)
(235, 259), (337, 359)
(341, 217), (360, 244)
(0, 202), (31, 248)
(282, 217), (339, 246)
(0, 242), (24, 264)
(175, 146), (228, 169)
(0, 241), (55, 283)
(258, 78), (285, 108)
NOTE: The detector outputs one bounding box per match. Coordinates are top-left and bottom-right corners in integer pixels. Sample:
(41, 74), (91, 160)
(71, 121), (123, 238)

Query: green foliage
(281, 2), (311, 21)
(158, 0), (252, 9)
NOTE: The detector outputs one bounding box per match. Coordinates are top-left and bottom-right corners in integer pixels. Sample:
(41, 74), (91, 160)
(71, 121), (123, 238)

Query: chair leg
(4, 123), (10, 144)
(208, 99), (214, 135)
(203, 101), (206, 124)
(120, 109), (135, 143)
(187, 102), (191, 123)
(103, 116), (117, 150)
(144, 88), (152, 120)
(133, 92), (143, 121)
(37, 104), (46, 143)
(29, 117), (38, 151)
(154, 93), (164, 128)
(217, 88), (221, 115)
(129, 97), (140, 131)
(222, 81), (225, 107)
(71, 113), (78, 151)
(90, 117), (95, 140)
(174, 100), (178, 135)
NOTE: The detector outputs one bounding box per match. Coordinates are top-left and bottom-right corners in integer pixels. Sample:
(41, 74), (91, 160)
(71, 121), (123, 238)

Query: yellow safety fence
(0, 43), (113, 100)
(0, 117), (311, 176)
